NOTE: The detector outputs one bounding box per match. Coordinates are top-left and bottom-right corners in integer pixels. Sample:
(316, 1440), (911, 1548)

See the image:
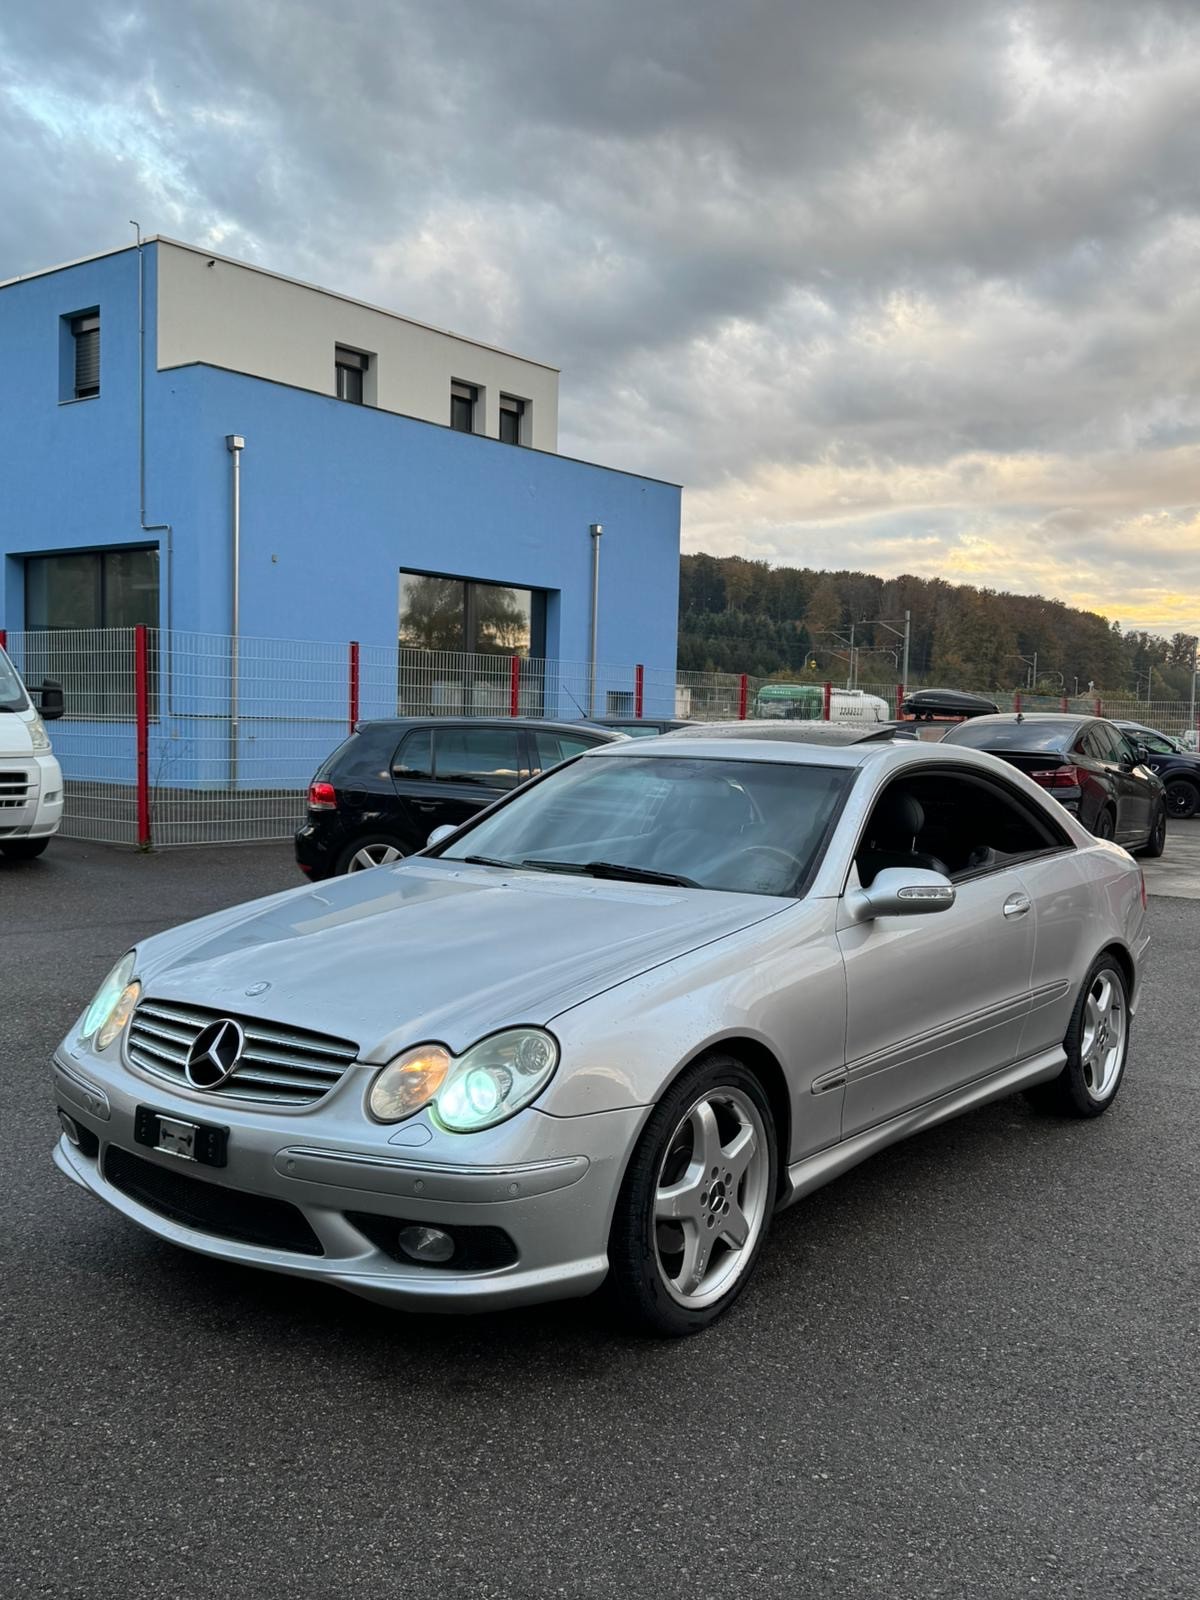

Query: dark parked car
(1114, 721), (1200, 820)
(295, 718), (622, 878)
(942, 713), (1166, 854)
(583, 716), (696, 737)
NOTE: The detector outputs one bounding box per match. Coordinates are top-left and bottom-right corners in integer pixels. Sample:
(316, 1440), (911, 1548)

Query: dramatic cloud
(3, 0), (1199, 628)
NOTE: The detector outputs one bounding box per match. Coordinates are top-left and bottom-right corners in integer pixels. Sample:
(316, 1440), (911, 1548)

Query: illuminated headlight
(366, 1029), (559, 1132)
(80, 952), (141, 1050)
(28, 714), (51, 753)
(435, 1029), (559, 1132)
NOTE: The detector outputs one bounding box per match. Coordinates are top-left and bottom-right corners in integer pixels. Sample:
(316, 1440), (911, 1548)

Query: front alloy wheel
(1164, 780), (1198, 820)
(608, 1055), (777, 1336)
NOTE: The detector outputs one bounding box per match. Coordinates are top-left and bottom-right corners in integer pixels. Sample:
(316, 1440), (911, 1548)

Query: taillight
(1030, 764), (1082, 789)
(308, 780), (337, 811)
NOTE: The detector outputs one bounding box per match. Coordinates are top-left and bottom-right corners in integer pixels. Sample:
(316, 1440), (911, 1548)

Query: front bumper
(0, 752), (63, 840)
(51, 1044), (646, 1312)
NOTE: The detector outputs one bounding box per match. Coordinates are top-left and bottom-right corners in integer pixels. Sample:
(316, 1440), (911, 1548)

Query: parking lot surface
(3, 840), (1198, 1599)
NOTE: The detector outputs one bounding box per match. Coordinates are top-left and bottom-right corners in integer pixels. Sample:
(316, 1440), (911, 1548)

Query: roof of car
(583, 732), (1001, 770)
(354, 717), (622, 738)
(660, 720), (915, 745)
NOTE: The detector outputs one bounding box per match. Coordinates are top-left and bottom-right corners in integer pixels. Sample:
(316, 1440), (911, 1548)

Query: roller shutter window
(335, 345), (367, 403)
(450, 381), (477, 433)
(499, 394), (526, 445)
(73, 313), (100, 398)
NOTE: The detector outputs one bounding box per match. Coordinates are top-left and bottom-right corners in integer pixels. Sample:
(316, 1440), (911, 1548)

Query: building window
(71, 312), (100, 399)
(24, 547), (159, 718)
(335, 345), (368, 404)
(499, 395), (526, 446)
(399, 571), (545, 658)
(450, 381), (478, 433)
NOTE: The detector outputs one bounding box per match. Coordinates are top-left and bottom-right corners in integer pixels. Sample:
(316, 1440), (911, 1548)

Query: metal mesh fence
(4, 626), (1197, 845)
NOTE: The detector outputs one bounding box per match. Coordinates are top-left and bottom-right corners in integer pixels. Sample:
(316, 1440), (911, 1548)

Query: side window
(1141, 732), (1174, 755)
(533, 731), (564, 770)
(857, 771), (1067, 886)
(1093, 724), (1126, 763)
(434, 727), (525, 789)
(1078, 728), (1108, 761)
(393, 728), (432, 780)
(328, 727), (400, 784)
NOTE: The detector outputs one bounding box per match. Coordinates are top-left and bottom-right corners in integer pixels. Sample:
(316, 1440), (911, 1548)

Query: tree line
(678, 554), (1198, 700)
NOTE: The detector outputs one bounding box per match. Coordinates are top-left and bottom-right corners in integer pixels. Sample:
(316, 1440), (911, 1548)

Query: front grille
(127, 998), (358, 1107)
(0, 769), (31, 809)
(104, 1145), (324, 1255)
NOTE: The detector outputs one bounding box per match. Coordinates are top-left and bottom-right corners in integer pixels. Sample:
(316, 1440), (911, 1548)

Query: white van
(0, 644), (64, 861)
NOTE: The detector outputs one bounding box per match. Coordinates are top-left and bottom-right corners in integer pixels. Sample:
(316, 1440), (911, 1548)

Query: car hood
(134, 860), (788, 1061)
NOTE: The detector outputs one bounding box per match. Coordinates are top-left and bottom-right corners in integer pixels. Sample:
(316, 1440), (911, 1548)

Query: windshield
(0, 649), (30, 714)
(440, 753), (852, 897)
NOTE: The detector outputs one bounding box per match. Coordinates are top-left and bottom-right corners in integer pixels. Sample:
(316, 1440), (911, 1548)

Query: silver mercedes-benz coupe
(53, 734), (1149, 1336)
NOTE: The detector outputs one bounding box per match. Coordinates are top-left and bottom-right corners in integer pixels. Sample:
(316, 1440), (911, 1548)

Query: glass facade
(398, 571), (545, 658)
(24, 547), (159, 718)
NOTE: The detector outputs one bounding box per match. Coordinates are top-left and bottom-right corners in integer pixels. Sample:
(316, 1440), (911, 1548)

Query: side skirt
(781, 1046), (1067, 1209)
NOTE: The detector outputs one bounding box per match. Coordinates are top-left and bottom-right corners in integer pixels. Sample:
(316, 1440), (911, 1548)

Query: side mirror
(1136, 743), (1150, 764)
(36, 679), (64, 721)
(426, 824), (457, 849)
(846, 867), (956, 923)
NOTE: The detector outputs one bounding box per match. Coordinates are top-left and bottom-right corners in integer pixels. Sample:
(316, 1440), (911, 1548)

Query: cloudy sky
(4, 0), (1200, 631)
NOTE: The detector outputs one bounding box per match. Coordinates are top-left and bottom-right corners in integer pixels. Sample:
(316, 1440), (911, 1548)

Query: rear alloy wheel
(1138, 805), (1167, 858)
(1164, 780), (1198, 820)
(1026, 958), (1130, 1118)
(337, 836), (407, 874)
(608, 1054), (777, 1337)
(1091, 808), (1116, 841)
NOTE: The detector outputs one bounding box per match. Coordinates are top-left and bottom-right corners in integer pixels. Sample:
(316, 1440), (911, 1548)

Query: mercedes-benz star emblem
(185, 1018), (246, 1090)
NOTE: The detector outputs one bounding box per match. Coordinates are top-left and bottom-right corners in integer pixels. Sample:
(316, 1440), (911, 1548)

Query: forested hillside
(678, 554), (1197, 699)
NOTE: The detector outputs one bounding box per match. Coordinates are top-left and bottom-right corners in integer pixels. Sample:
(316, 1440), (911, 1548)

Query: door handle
(1003, 893), (1031, 918)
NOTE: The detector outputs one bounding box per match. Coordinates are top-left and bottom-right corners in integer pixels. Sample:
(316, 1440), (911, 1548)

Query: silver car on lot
(53, 735), (1149, 1336)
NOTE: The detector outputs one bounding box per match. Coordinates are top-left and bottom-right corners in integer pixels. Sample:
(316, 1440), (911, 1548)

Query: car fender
(537, 898), (848, 1163)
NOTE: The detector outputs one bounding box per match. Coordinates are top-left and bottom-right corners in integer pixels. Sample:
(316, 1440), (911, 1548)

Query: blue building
(0, 237), (680, 712)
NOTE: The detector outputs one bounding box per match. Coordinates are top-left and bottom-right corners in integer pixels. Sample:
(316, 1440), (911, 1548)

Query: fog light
(396, 1225), (455, 1264)
(58, 1110), (81, 1147)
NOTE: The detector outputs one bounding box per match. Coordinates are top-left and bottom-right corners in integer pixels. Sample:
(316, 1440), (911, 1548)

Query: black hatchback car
(942, 713), (1167, 854)
(295, 718), (621, 878)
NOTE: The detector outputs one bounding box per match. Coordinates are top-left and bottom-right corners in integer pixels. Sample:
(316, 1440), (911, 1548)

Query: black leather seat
(857, 790), (950, 886)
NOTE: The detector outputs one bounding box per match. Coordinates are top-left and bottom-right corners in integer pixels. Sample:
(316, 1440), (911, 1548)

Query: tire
(1091, 807), (1116, 841)
(1137, 804), (1167, 858)
(607, 1053), (778, 1337)
(1164, 780), (1198, 820)
(335, 835), (407, 874)
(1025, 956), (1130, 1118)
(0, 838), (50, 861)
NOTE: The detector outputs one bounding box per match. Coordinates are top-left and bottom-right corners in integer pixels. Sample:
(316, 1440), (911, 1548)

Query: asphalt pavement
(2, 839), (1198, 1599)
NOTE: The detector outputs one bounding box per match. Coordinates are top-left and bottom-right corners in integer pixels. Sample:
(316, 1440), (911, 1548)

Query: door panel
(837, 869), (1036, 1136)
(1010, 850), (1094, 1058)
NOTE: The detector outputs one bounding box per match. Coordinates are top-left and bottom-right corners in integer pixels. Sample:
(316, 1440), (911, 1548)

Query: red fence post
(1060, 695), (1069, 712)
(348, 640), (360, 734)
(823, 681), (833, 721)
(738, 674), (748, 720)
(635, 664), (644, 720)
(509, 654), (520, 717)
(0, 628), (6, 650)
(1013, 690), (1023, 713)
(135, 624), (151, 848)
(896, 682), (905, 718)
(1094, 697), (1103, 718)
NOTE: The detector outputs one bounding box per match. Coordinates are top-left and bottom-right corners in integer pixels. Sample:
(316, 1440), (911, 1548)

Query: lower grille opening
(346, 1211), (517, 1272)
(104, 1146), (324, 1257)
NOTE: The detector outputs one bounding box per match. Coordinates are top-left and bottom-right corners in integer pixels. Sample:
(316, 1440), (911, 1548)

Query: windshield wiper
(521, 858), (697, 888)
(460, 854), (521, 869)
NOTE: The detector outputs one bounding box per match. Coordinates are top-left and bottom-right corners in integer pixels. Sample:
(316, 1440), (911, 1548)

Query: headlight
(80, 952), (140, 1049)
(368, 1044), (452, 1123)
(366, 1029), (560, 1131)
(28, 714), (51, 753)
(435, 1029), (558, 1132)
